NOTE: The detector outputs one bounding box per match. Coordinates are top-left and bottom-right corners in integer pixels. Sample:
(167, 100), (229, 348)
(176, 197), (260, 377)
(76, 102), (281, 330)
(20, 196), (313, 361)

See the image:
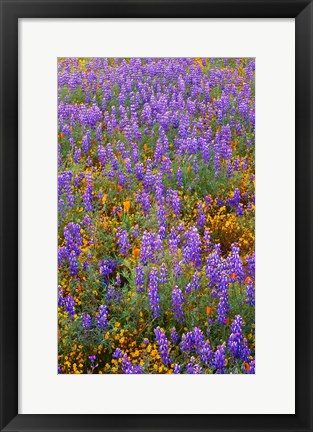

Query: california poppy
(123, 200), (130, 212)
(244, 276), (252, 284)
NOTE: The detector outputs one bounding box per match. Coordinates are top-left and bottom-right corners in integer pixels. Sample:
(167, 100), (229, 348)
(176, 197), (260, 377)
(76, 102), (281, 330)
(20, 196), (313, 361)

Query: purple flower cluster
(81, 313), (92, 329)
(122, 354), (143, 374)
(97, 305), (109, 329)
(116, 228), (131, 255)
(148, 267), (160, 318)
(172, 286), (185, 323)
(182, 226), (202, 267)
(154, 326), (171, 365)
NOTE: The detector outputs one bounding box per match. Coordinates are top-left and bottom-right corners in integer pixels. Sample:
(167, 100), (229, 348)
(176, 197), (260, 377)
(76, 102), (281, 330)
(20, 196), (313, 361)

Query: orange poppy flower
(102, 194), (107, 204)
(123, 200), (130, 212)
(187, 166), (191, 173)
(118, 185), (123, 192)
(206, 306), (211, 315)
(133, 248), (140, 257)
(245, 362), (250, 372)
(244, 276), (252, 284)
(225, 317), (230, 325)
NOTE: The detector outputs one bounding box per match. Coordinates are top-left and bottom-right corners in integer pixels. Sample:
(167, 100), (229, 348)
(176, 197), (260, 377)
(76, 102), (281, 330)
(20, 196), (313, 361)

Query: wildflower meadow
(58, 58), (255, 374)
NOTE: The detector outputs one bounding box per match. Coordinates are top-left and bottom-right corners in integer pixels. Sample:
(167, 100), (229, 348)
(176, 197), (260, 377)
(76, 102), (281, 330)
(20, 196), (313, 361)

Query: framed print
(0, 1), (312, 431)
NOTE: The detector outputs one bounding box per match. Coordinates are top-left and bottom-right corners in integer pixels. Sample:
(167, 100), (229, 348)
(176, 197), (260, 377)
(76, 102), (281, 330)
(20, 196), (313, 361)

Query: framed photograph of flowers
(57, 56), (256, 376)
(1, 1), (312, 431)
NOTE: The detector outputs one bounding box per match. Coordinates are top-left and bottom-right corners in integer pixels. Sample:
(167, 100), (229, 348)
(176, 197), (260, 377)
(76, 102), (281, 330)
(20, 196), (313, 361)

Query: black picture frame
(0, 1), (312, 431)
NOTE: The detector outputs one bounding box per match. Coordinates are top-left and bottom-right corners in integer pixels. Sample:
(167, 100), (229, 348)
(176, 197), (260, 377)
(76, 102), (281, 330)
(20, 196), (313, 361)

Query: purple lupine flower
(58, 171), (74, 207)
(246, 280), (255, 306)
(214, 344), (226, 374)
(182, 226), (202, 267)
(154, 327), (171, 365)
(168, 228), (180, 255)
(166, 189), (181, 217)
(99, 259), (116, 278)
(88, 355), (98, 373)
(116, 228), (131, 255)
(73, 146), (81, 163)
(204, 194), (212, 207)
(203, 229), (212, 252)
(196, 202), (206, 228)
(98, 145), (106, 165)
(97, 305), (109, 329)
(115, 273), (121, 286)
(173, 364), (182, 374)
(199, 342), (213, 365)
(176, 168), (183, 187)
(132, 225), (139, 238)
(217, 287), (229, 325)
(122, 354), (143, 374)
(180, 331), (195, 353)
(191, 272), (200, 291)
(64, 295), (75, 317)
(172, 286), (185, 323)
(228, 315), (244, 359)
(148, 267), (160, 318)
(64, 222), (82, 256)
(170, 327), (180, 345)
(69, 250), (79, 276)
(112, 348), (123, 359)
(159, 263), (168, 284)
(186, 357), (202, 374)
(247, 358), (255, 374)
(81, 313), (92, 329)
(140, 231), (153, 265)
(173, 260), (183, 277)
(58, 287), (64, 307)
(242, 338), (251, 362)
(135, 264), (145, 292)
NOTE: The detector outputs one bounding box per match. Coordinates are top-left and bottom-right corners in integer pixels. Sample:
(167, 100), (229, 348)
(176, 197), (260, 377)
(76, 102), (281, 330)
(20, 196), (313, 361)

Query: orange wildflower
(187, 166), (191, 173)
(244, 276), (252, 284)
(245, 362), (250, 372)
(206, 306), (211, 315)
(123, 200), (131, 212)
(225, 317), (230, 325)
(102, 194), (107, 204)
(118, 185), (123, 192)
(133, 248), (140, 257)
